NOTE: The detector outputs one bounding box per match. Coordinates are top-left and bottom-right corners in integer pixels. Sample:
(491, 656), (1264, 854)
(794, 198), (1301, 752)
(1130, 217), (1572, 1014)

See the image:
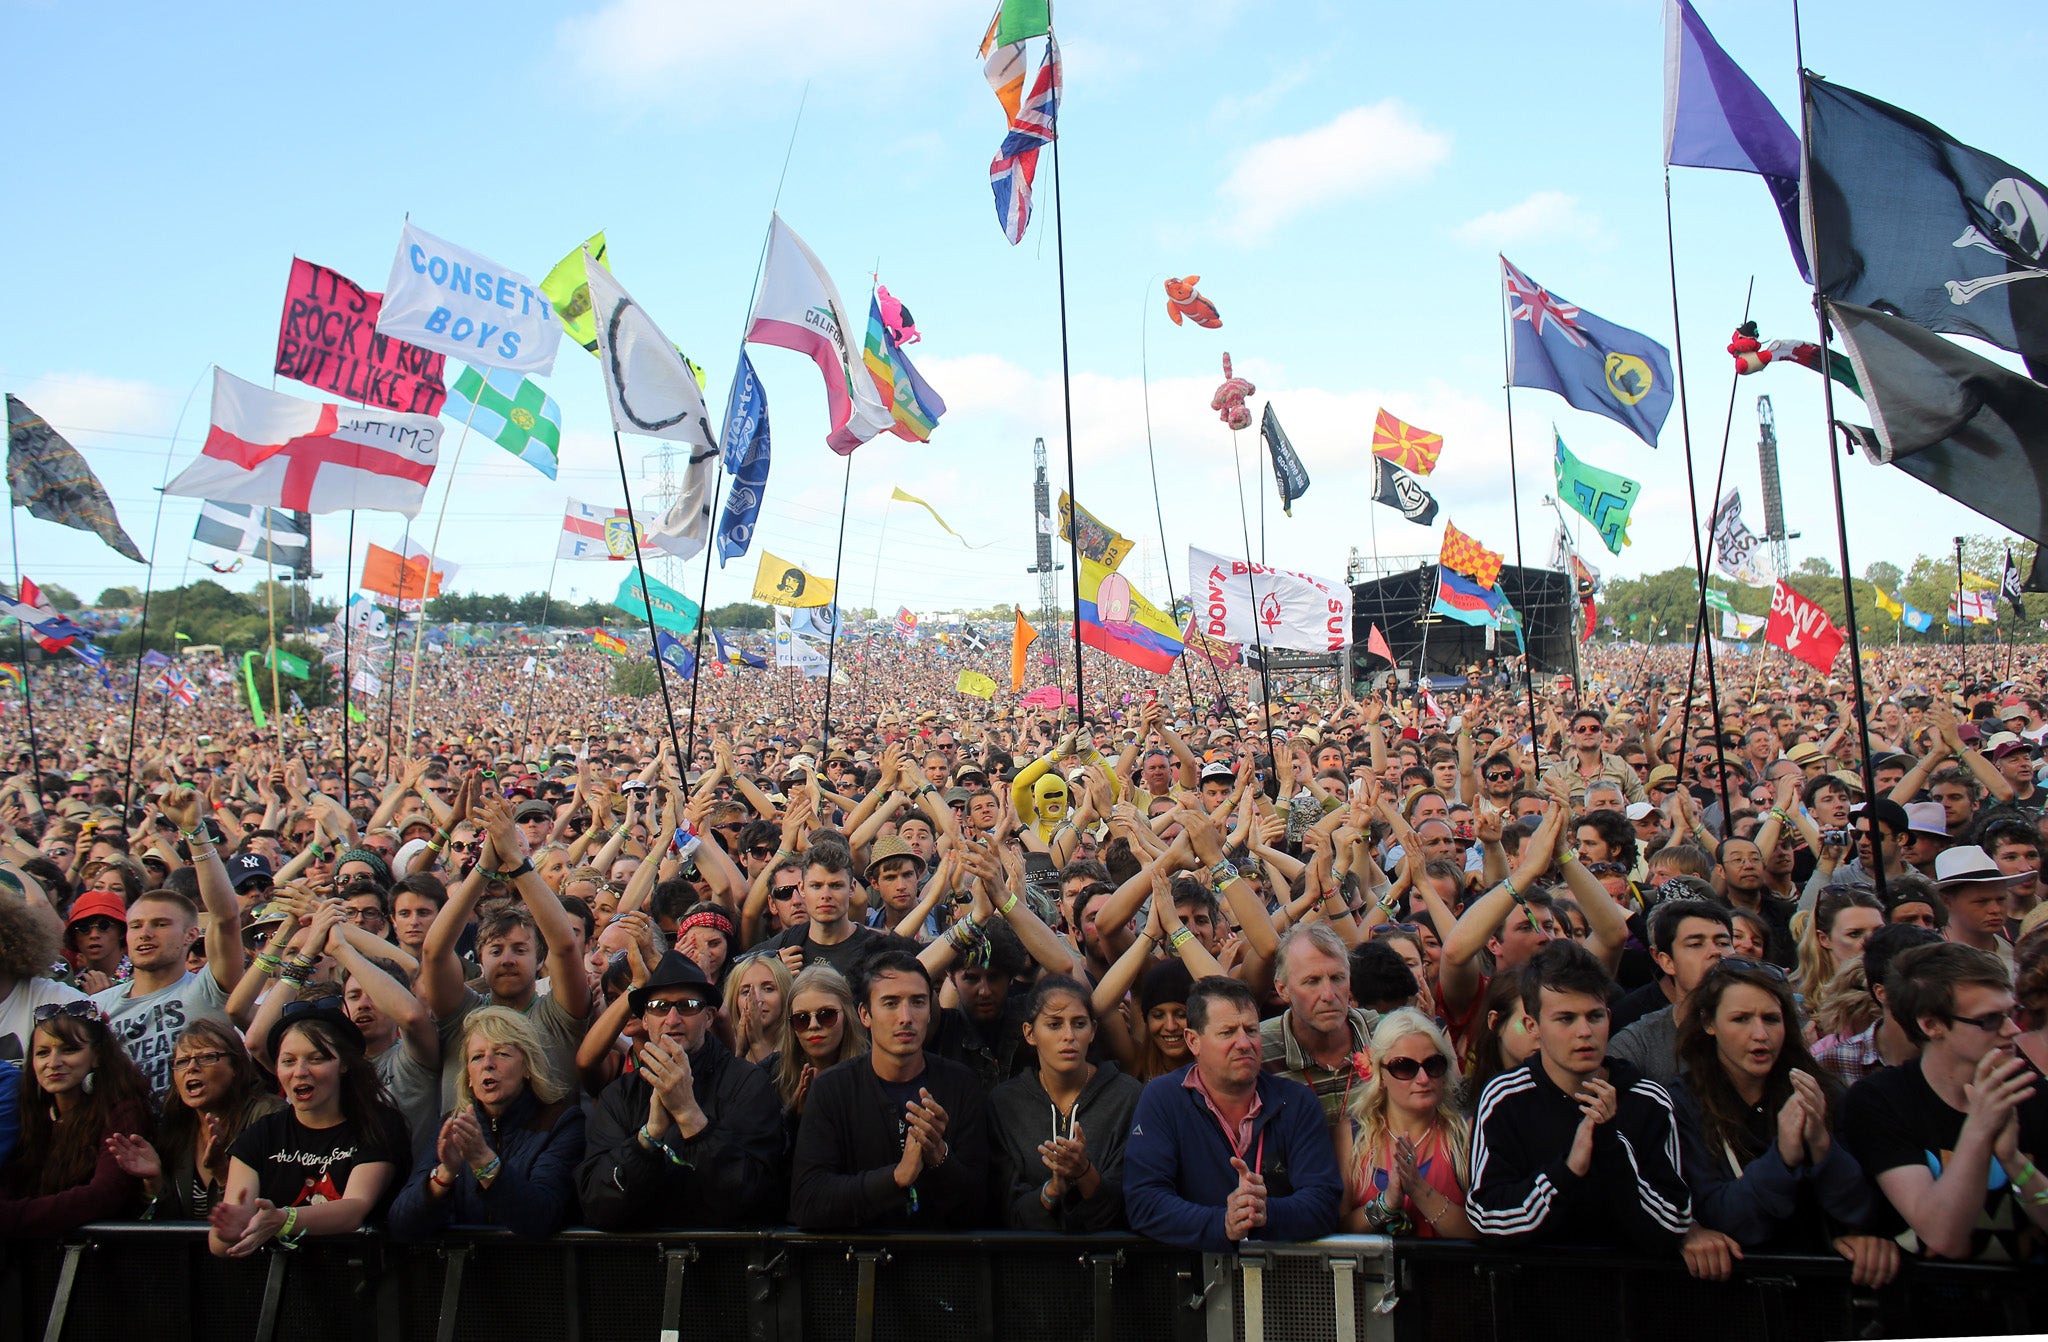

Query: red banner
(1766, 580), (1844, 673)
(275, 258), (447, 415)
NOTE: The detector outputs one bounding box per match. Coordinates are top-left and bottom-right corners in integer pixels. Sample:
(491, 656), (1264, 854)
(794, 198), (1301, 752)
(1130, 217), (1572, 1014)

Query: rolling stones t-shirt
(229, 1108), (409, 1211)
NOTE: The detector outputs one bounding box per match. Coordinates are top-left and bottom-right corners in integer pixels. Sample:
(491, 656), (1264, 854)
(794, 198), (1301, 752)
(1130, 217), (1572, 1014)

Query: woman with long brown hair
(105, 1019), (282, 1219)
(0, 1002), (154, 1234)
(1670, 960), (1898, 1286)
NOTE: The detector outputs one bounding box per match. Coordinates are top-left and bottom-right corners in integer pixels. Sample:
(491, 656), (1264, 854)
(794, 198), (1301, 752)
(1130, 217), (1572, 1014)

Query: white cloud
(1216, 101), (1449, 242)
(1209, 61), (1313, 124)
(554, 0), (983, 107)
(1453, 190), (1605, 248)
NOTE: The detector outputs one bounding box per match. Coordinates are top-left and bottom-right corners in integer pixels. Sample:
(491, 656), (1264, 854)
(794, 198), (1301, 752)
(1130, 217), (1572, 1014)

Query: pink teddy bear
(1211, 353), (1254, 430)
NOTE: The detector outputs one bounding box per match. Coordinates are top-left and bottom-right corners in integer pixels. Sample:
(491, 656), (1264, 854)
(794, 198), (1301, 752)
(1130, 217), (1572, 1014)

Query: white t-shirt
(94, 968), (232, 1099)
(0, 976), (86, 1064)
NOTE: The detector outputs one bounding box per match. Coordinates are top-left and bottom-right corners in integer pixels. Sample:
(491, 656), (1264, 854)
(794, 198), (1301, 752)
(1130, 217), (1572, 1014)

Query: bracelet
(254, 952), (284, 976)
(472, 1155), (502, 1185)
(1559, 848), (1580, 867)
(277, 1206), (302, 1247)
(429, 1167), (454, 1190)
(1169, 927), (1195, 949)
(1501, 876), (1521, 903)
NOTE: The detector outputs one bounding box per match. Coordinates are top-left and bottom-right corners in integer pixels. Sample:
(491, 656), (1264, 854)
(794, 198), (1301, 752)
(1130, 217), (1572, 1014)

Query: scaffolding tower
(1757, 395), (1792, 582)
(1024, 437), (1063, 684)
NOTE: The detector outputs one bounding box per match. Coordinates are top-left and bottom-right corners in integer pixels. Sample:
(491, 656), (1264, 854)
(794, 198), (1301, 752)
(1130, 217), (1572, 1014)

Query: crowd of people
(2, 626), (2046, 1291)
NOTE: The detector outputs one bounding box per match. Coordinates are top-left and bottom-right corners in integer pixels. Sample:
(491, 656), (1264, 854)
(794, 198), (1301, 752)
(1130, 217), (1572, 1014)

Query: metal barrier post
(253, 1248), (289, 1342)
(850, 1247), (890, 1342)
(657, 1244), (699, 1342)
(1194, 1254), (1235, 1342)
(1087, 1251), (1122, 1342)
(433, 1244), (469, 1342)
(38, 1243), (83, 1342)
(1240, 1257), (1264, 1342)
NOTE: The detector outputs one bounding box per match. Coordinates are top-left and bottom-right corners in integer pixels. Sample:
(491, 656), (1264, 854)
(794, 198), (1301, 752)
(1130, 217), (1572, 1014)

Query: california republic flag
(1187, 547), (1352, 653)
(744, 214), (895, 455)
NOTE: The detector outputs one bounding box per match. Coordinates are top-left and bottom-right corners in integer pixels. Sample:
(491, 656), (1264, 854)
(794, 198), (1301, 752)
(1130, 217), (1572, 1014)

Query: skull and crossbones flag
(1805, 76), (2048, 379)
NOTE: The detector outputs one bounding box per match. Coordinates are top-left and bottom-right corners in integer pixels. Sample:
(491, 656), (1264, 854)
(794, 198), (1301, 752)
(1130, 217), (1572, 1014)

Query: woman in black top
(209, 1001), (408, 1257)
(1670, 960), (1899, 1286)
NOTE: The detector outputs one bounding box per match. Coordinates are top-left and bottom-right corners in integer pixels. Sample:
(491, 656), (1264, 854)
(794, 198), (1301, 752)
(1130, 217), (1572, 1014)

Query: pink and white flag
(744, 214), (894, 455)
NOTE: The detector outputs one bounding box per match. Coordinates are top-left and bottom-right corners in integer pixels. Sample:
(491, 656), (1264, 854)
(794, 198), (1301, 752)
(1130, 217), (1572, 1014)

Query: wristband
(1501, 876), (1522, 904)
(1169, 927), (1195, 949)
(1559, 848), (1580, 867)
(254, 952), (284, 976)
(429, 1167), (454, 1190)
(472, 1155), (502, 1185)
(488, 858), (535, 882)
(997, 891), (1019, 917)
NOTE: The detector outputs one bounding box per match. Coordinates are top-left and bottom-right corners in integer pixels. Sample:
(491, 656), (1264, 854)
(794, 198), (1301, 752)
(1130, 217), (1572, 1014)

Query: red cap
(65, 889), (128, 931)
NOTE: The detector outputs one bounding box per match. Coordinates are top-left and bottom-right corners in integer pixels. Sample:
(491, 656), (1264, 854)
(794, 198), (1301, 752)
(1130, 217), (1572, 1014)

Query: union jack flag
(989, 36), (1061, 245)
(155, 668), (197, 705)
(1503, 258), (1588, 348)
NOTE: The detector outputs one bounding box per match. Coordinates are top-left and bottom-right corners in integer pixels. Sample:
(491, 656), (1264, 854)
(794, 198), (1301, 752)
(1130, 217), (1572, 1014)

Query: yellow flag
(956, 669), (997, 699)
(1960, 571), (1999, 592)
(1873, 588), (1904, 619)
(891, 487), (993, 549)
(752, 551), (836, 608)
(541, 232), (608, 355)
(1058, 491), (1134, 571)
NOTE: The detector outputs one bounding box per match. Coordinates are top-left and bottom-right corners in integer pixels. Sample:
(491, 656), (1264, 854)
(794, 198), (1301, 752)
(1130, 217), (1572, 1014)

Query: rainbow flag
(0, 663), (19, 692)
(591, 629), (630, 657)
(1079, 557), (1183, 674)
(862, 294), (945, 442)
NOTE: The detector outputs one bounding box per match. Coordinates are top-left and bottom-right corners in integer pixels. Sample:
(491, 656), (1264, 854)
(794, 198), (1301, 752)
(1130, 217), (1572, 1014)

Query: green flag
(241, 651), (268, 728)
(1551, 430), (1639, 556)
(613, 570), (700, 636)
(986, 0), (1051, 48)
(447, 365), (562, 479)
(1703, 587), (1736, 614)
(541, 231), (608, 354)
(265, 647), (310, 680)
(347, 703), (367, 723)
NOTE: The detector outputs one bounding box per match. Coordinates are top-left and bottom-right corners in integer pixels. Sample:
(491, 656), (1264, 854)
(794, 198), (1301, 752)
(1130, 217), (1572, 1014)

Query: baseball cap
(1199, 760), (1236, 784)
(225, 851), (275, 891)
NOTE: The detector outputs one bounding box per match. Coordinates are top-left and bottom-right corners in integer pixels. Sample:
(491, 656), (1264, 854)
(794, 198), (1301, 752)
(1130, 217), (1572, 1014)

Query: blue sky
(7, 0), (2043, 623)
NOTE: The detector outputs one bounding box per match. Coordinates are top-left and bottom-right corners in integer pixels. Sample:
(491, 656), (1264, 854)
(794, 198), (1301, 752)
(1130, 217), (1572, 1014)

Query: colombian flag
(1079, 558), (1183, 673)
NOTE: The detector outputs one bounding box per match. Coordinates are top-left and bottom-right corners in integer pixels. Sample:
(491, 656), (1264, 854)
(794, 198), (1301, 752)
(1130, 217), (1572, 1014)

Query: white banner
(774, 607), (829, 673)
(379, 222), (561, 375)
(1187, 547), (1352, 653)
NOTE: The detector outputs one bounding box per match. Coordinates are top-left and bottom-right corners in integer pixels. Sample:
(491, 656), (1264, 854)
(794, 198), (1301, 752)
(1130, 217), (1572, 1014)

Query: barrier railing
(3, 1224), (2041, 1342)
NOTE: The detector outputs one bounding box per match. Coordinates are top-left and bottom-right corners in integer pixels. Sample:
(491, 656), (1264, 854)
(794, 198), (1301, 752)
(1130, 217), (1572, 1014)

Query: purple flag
(1662, 0), (1809, 281)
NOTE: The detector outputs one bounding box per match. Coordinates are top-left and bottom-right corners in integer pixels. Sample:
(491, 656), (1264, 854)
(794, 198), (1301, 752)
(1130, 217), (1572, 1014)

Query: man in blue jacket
(1124, 976), (1341, 1251)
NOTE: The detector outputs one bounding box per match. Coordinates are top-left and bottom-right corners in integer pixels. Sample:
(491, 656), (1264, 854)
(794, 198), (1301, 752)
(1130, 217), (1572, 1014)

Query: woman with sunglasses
(1335, 1008), (1476, 1238)
(990, 974), (1142, 1230)
(208, 1002), (408, 1257)
(767, 966), (868, 1135)
(723, 953), (792, 1067)
(0, 1002), (153, 1234)
(388, 1006), (584, 1240)
(1669, 961), (1898, 1286)
(105, 1019), (281, 1220)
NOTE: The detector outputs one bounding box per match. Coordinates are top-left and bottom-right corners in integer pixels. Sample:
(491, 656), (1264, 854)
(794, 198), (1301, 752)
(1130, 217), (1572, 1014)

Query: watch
(489, 857), (536, 881)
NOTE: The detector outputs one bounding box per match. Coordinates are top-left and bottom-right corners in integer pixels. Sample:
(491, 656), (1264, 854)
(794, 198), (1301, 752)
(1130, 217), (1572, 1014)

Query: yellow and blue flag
(1079, 557), (1182, 674)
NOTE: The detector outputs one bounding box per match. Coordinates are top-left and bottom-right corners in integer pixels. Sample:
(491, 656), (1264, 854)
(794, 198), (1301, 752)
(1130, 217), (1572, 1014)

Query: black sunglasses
(790, 1007), (842, 1030)
(1380, 1054), (1450, 1081)
(283, 996), (346, 1017)
(1716, 956), (1788, 983)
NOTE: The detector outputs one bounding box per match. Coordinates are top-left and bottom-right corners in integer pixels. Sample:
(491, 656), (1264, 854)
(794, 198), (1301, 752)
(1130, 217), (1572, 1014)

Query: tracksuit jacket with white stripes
(1466, 1055), (1692, 1247)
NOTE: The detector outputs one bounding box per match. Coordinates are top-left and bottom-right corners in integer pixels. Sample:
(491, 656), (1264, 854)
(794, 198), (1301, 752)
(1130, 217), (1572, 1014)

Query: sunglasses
(34, 1000), (104, 1023)
(1717, 956), (1789, 983)
(1381, 1054), (1450, 1081)
(642, 996), (709, 1018)
(450, 841), (482, 854)
(771, 885), (801, 901)
(747, 845), (776, 859)
(790, 1007), (842, 1031)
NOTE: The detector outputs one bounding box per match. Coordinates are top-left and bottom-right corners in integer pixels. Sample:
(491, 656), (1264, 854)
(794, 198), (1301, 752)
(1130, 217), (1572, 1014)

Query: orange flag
(1371, 409), (1443, 475)
(1439, 522), (1503, 589)
(359, 543), (441, 603)
(1010, 606), (1038, 691)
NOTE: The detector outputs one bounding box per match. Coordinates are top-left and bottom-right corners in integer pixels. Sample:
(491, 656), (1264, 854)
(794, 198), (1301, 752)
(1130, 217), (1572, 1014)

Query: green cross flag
(265, 648), (310, 680)
(446, 365), (562, 479)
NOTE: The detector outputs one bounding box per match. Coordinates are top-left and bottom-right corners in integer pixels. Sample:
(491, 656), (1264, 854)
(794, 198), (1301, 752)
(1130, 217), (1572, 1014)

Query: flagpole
(867, 495), (893, 616)
(263, 510), (284, 750)
(1661, 172), (1732, 829)
(821, 454), (854, 747)
(1225, 424), (1280, 769)
(1686, 278), (1758, 758)
(338, 510), (355, 807)
(684, 462), (726, 767)
(1496, 286), (1540, 777)
(383, 518), (410, 760)
(1954, 537), (1968, 682)
(608, 430), (686, 763)
(5, 505), (40, 801)
(1136, 274), (1202, 722)
(121, 363), (208, 829)
(518, 545), (560, 753)
(1795, 59), (1885, 901)
(402, 379), (484, 744)
(1049, 126), (1085, 732)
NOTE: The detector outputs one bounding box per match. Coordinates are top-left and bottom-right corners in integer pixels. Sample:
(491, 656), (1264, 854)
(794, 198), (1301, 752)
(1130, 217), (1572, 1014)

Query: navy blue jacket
(387, 1089), (585, 1240)
(1122, 1065), (1341, 1252)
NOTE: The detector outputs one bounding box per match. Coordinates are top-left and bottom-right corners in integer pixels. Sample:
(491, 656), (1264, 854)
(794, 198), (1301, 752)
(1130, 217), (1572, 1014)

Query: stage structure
(1345, 554), (1578, 678)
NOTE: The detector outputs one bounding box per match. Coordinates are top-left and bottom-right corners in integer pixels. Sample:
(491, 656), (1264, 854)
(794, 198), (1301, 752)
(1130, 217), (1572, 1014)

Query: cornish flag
(193, 500), (308, 566)
(165, 369), (443, 518)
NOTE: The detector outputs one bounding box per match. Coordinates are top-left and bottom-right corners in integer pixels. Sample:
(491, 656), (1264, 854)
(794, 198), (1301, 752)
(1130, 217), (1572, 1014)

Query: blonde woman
(769, 966), (868, 1124)
(1794, 888), (1886, 1009)
(724, 953), (793, 1066)
(387, 1006), (585, 1239)
(1334, 1008), (1475, 1239)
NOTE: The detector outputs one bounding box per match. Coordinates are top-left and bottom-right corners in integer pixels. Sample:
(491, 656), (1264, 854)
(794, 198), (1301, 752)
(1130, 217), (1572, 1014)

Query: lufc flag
(1503, 256), (1674, 447)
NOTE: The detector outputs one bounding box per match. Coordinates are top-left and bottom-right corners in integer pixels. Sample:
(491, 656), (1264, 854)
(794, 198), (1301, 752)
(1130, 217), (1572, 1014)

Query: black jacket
(388, 1090), (585, 1240)
(575, 1034), (784, 1229)
(987, 1062), (1142, 1231)
(1467, 1055), (1691, 1248)
(788, 1052), (988, 1231)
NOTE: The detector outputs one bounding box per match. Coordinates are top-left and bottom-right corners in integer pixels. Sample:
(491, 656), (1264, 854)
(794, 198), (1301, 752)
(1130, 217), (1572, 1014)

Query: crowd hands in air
(5, 635), (2048, 1287)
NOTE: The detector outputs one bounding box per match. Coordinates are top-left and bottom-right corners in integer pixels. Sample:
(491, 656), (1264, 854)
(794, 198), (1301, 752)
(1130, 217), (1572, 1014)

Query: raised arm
(160, 786), (246, 994)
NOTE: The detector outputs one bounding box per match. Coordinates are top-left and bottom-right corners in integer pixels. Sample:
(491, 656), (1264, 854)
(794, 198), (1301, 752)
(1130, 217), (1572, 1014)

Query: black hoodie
(987, 1061), (1142, 1231)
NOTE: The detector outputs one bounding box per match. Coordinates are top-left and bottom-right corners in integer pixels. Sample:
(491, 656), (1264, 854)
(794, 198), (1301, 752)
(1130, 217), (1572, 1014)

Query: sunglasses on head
(282, 996), (345, 1018)
(34, 1000), (105, 1023)
(790, 1007), (842, 1030)
(1716, 956), (1788, 983)
(1381, 1054), (1450, 1081)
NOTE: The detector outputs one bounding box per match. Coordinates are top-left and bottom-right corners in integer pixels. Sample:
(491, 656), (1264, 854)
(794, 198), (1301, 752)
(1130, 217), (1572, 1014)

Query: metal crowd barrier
(3, 1224), (2042, 1342)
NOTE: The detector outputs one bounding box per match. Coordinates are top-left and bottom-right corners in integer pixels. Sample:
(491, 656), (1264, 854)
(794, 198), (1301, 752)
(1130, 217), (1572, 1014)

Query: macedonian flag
(1371, 409), (1443, 476)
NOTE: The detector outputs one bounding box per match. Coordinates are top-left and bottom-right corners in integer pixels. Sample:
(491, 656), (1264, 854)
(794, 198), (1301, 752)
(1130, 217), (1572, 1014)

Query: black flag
(1826, 298), (2048, 542)
(1259, 403), (1311, 515)
(1370, 456), (1439, 526)
(1806, 76), (2048, 378)
(2003, 546), (2027, 618)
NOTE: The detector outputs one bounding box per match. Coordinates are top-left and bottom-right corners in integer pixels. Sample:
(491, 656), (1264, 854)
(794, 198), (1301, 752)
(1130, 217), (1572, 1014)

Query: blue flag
(1432, 566), (1508, 628)
(717, 351), (771, 568)
(713, 629), (767, 668)
(1901, 604), (1934, 633)
(653, 630), (696, 677)
(1662, 0), (1808, 281)
(1503, 256), (1675, 447)
(141, 648), (172, 670)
